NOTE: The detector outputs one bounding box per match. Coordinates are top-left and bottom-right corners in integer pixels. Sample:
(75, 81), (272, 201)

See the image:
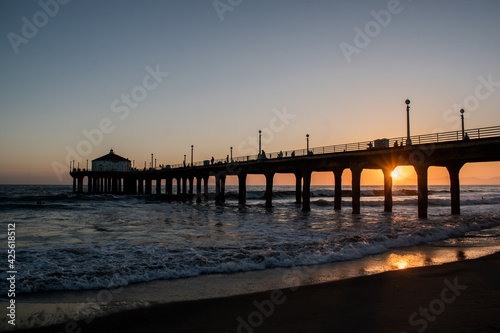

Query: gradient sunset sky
(1, 0), (499, 185)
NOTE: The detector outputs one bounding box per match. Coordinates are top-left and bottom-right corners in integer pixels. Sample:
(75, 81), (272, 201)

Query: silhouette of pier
(70, 125), (500, 218)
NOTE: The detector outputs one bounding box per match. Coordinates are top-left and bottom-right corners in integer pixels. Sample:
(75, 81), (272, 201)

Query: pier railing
(165, 125), (500, 169)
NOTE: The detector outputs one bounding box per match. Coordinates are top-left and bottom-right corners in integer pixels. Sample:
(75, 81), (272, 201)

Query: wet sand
(14, 251), (500, 333)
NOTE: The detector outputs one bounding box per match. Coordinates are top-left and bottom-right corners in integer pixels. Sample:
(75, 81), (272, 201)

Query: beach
(13, 251), (500, 333)
(2, 184), (500, 332)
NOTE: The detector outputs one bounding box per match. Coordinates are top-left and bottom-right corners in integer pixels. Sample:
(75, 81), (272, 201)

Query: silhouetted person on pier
(367, 142), (373, 149)
(211, 157), (214, 165)
(226, 155), (229, 163)
(291, 151), (295, 157)
(464, 133), (470, 140)
(394, 140), (398, 147)
(261, 150), (267, 159)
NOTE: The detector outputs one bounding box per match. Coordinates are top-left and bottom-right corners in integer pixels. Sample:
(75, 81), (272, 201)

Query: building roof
(93, 149), (130, 162)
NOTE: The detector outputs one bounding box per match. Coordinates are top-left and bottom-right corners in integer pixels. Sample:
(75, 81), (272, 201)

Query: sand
(14, 252), (500, 333)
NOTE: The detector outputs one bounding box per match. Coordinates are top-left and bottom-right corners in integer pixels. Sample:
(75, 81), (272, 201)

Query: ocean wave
(5, 216), (500, 294)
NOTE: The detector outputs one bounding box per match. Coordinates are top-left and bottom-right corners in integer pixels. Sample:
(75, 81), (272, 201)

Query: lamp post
(183, 154), (186, 167)
(230, 147), (233, 162)
(191, 145), (194, 166)
(460, 109), (465, 139)
(405, 99), (412, 145)
(151, 153), (153, 169)
(306, 134), (310, 154)
(258, 130), (262, 156)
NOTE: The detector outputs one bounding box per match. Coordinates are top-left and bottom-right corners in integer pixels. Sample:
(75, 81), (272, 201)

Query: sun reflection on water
(387, 253), (427, 270)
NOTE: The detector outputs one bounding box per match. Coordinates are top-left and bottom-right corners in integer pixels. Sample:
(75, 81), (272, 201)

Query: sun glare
(391, 170), (399, 178)
(387, 254), (426, 270)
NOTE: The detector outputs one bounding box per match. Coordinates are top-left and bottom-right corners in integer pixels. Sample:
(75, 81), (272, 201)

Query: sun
(391, 169), (399, 178)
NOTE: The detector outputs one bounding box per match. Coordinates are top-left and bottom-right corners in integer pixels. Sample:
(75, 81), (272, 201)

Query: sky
(1, 0), (499, 185)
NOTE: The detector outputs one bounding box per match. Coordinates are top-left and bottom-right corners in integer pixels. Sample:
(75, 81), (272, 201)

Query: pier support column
(447, 163), (464, 215)
(73, 177), (76, 193)
(221, 175), (226, 203)
(176, 177), (181, 196)
(203, 176), (209, 200)
(351, 167), (362, 214)
(215, 175), (221, 205)
(196, 176), (202, 202)
(189, 177), (194, 195)
(122, 178), (129, 194)
(138, 179), (144, 194)
(238, 173), (247, 205)
(333, 168), (344, 210)
(294, 171), (302, 204)
(131, 178), (137, 194)
(382, 168), (393, 213)
(112, 177), (117, 194)
(415, 165), (429, 218)
(156, 179), (162, 195)
(265, 172), (274, 208)
(302, 169), (311, 212)
(166, 178), (172, 195)
(88, 177), (92, 193)
(182, 177), (187, 200)
(78, 177), (84, 193)
(132, 178), (138, 194)
(145, 179), (152, 195)
(215, 175), (226, 205)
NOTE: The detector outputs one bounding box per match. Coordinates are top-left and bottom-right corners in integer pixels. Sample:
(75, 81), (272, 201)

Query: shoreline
(7, 235), (500, 333)
(12, 251), (500, 333)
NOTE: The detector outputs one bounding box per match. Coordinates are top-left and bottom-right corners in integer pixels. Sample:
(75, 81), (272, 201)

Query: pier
(70, 125), (500, 218)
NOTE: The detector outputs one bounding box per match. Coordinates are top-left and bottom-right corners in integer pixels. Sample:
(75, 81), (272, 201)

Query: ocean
(1, 184), (500, 329)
